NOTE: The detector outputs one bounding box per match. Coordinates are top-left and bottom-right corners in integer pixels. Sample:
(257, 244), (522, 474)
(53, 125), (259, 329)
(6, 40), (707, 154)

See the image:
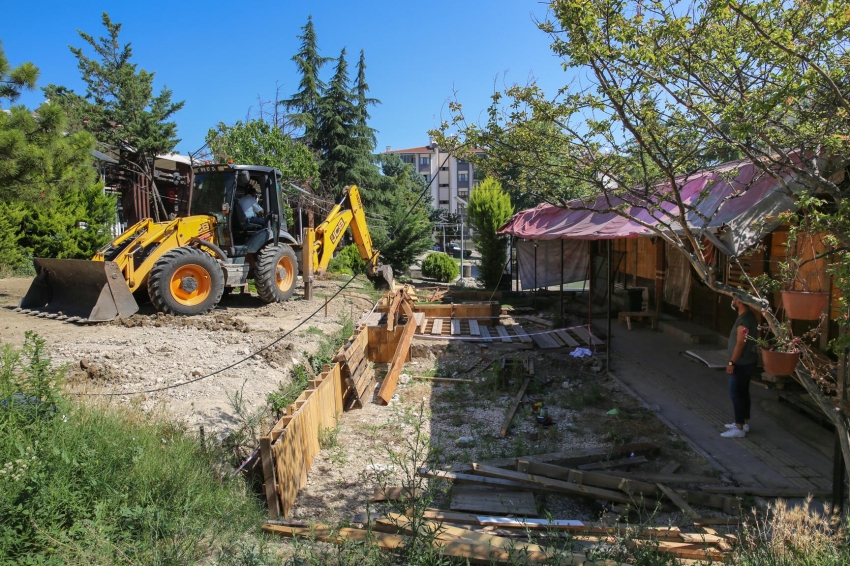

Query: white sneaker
(721, 428), (746, 438)
(725, 423), (750, 432)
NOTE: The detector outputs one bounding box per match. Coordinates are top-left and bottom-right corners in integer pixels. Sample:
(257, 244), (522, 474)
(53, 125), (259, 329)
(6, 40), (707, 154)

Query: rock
(191, 368), (203, 376)
(649, 404), (661, 412)
(455, 436), (476, 448)
(399, 373), (411, 385)
(269, 361), (281, 370)
(79, 359), (90, 370)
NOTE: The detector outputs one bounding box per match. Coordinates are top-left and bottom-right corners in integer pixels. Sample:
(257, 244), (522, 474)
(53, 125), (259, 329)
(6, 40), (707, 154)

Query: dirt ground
(0, 274), (375, 440)
(1, 275), (730, 529)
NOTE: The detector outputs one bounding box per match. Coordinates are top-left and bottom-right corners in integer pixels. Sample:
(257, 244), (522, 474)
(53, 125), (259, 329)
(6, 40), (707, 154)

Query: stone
(399, 373), (411, 385)
(455, 436), (476, 448)
(191, 368), (203, 376)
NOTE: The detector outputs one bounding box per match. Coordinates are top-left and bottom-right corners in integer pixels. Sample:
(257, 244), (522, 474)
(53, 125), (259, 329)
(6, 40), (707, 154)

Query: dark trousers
(728, 362), (756, 424)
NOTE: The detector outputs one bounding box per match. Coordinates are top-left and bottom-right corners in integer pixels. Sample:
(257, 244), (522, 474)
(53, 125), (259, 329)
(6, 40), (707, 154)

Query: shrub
(0, 333), (266, 563)
(421, 252), (458, 282)
(467, 178), (514, 289)
(327, 243), (367, 275)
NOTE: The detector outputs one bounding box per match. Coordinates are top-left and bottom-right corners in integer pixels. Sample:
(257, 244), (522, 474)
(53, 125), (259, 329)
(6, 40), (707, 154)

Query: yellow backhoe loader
(17, 163), (391, 322)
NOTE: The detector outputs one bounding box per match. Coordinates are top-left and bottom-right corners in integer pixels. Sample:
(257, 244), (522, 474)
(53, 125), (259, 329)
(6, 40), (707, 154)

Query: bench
(617, 311), (657, 330)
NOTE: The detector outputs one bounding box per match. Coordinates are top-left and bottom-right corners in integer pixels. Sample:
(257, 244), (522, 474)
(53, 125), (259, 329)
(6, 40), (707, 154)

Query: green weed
(0, 333), (265, 564)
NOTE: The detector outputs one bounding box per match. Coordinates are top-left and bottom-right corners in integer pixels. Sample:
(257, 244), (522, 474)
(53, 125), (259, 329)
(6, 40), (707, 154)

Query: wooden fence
(260, 363), (346, 517)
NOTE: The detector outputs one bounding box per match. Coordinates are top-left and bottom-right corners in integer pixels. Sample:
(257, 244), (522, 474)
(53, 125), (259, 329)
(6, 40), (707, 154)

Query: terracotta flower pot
(782, 291), (828, 320)
(760, 348), (800, 376)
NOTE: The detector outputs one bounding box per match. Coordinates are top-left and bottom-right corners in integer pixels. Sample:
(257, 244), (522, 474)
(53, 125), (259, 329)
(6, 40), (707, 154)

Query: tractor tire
(255, 243), (298, 303)
(148, 247), (224, 316)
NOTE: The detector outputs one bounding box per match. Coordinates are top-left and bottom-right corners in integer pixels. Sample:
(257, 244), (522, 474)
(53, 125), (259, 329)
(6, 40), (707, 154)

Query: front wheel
(148, 247), (224, 316)
(254, 243), (298, 303)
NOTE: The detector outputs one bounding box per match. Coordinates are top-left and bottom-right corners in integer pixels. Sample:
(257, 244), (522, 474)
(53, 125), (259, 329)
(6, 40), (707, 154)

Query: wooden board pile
(333, 325), (374, 410)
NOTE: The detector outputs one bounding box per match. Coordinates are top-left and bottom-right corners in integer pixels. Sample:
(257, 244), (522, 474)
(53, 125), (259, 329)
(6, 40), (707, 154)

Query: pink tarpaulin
(498, 160), (798, 254)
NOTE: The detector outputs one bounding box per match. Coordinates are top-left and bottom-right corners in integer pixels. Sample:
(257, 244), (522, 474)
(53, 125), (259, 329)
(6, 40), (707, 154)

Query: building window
(439, 166), (449, 171)
(422, 174), (430, 183)
(439, 183), (449, 188)
(419, 156), (430, 166)
(458, 172), (468, 182)
(457, 159), (467, 165)
(458, 191), (469, 199)
(439, 199), (449, 205)
(401, 154), (415, 164)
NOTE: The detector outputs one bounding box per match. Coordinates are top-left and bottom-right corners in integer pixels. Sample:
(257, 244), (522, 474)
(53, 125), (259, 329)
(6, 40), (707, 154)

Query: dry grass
(736, 497), (850, 566)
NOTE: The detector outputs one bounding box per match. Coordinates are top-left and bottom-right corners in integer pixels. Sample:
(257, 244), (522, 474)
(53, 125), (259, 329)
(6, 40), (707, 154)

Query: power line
(75, 274), (359, 397)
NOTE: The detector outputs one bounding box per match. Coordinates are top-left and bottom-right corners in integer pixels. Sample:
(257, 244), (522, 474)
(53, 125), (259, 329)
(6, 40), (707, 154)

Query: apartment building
(384, 138), (483, 218)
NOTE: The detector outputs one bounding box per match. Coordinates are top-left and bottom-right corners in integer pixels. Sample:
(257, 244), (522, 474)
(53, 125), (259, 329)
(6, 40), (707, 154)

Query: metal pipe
(560, 239), (565, 323)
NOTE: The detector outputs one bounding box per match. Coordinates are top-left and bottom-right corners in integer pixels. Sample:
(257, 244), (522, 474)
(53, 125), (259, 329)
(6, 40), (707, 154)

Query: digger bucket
(370, 265), (394, 290)
(17, 258), (139, 322)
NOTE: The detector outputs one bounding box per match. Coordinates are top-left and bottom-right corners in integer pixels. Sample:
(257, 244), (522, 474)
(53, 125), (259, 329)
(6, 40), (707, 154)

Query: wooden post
(587, 241), (593, 329)
(533, 240), (538, 308)
(607, 241), (612, 370)
(654, 239), (665, 323)
(260, 435), (280, 517)
(832, 434), (846, 514)
(302, 228), (314, 301)
(324, 295), (328, 318)
(560, 239), (565, 322)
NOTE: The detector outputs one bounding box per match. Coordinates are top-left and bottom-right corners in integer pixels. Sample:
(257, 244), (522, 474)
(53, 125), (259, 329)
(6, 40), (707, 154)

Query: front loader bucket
(369, 265), (394, 290)
(17, 258), (139, 322)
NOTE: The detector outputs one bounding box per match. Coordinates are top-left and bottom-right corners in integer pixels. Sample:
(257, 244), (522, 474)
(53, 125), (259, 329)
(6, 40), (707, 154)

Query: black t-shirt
(728, 310), (759, 365)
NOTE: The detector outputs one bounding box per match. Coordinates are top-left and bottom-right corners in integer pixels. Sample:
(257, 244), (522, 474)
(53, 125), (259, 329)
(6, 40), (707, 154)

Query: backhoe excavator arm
(308, 185), (392, 287)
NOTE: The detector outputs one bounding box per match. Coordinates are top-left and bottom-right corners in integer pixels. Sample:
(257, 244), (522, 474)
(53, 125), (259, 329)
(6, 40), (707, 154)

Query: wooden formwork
(260, 363), (345, 517)
(260, 288), (420, 517)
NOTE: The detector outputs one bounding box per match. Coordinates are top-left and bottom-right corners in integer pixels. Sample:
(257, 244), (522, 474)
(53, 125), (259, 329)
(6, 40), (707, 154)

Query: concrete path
(603, 317), (833, 490)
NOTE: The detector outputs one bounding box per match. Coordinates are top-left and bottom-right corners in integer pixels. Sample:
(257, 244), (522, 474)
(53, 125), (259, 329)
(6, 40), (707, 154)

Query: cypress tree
(314, 48), (358, 196)
(282, 15), (331, 142)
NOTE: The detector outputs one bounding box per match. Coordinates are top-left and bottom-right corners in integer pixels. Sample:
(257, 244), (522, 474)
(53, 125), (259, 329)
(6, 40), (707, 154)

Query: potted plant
(778, 232), (828, 320)
(753, 321), (801, 376)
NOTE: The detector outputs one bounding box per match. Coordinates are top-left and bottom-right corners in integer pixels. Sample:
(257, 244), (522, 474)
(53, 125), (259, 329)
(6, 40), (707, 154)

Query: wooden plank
(470, 463), (651, 505)
(451, 319), (461, 335)
(530, 330), (553, 349)
(698, 486), (832, 498)
(494, 325), (512, 343)
(370, 486), (420, 502)
(419, 468), (570, 494)
(381, 513), (544, 552)
(262, 524), (609, 565)
(478, 325), (492, 342)
(517, 460), (659, 497)
(469, 320), (480, 336)
(577, 455), (648, 471)
(450, 486), (537, 516)
(413, 375), (475, 384)
(573, 326), (604, 346)
(259, 436), (280, 518)
(412, 311), (425, 329)
(500, 378), (530, 437)
(656, 483), (699, 519)
(602, 470), (721, 485)
(418, 314), (429, 333)
(520, 315), (553, 327)
(555, 329), (580, 348)
(386, 291), (403, 331)
(659, 462), (681, 475)
(431, 318), (444, 335)
(510, 324), (533, 343)
(377, 309), (417, 405)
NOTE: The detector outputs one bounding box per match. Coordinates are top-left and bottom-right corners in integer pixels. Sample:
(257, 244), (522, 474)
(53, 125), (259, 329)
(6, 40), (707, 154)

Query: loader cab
(190, 164), (288, 257)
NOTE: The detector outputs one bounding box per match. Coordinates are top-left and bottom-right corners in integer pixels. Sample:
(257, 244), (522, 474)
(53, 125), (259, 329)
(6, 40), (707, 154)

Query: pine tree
(45, 12), (184, 221)
(314, 48), (359, 197)
(281, 15), (331, 142)
(352, 50), (379, 147)
(0, 40), (39, 106)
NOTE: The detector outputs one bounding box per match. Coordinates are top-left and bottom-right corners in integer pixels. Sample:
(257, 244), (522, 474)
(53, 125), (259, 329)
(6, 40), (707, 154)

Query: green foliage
(281, 15), (332, 141)
(421, 252), (458, 283)
(327, 243), (367, 275)
(206, 119), (318, 184)
(0, 203), (25, 269)
(0, 333), (265, 563)
(19, 182), (116, 260)
(0, 40), (39, 104)
(0, 96), (98, 205)
(46, 11), (184, 222)
(467, 178), (514, 288)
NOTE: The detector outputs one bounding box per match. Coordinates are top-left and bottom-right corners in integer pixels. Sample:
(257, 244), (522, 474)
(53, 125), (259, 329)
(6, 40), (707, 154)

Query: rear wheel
(255, 243), (298, 303)
(148, 247), (224, 316)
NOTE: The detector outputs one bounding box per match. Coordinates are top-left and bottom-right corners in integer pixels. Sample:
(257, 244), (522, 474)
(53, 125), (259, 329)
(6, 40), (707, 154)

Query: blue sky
(1, 1), (568, 156)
